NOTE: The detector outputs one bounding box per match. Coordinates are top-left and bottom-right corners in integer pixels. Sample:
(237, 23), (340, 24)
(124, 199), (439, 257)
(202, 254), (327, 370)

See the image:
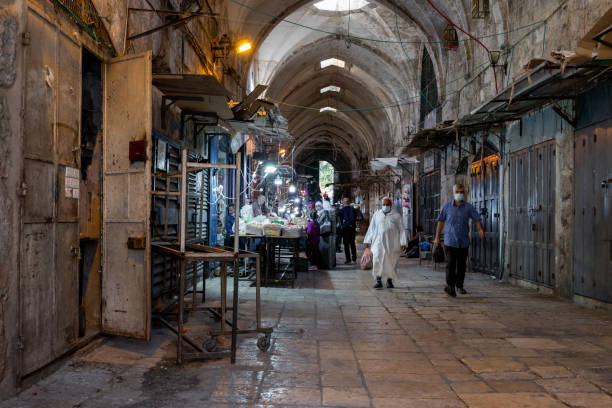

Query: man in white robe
(363, 197), (407, 289)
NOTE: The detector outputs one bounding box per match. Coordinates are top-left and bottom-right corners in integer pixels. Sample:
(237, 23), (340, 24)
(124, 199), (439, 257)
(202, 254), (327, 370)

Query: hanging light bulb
(288, 185), (296, 193)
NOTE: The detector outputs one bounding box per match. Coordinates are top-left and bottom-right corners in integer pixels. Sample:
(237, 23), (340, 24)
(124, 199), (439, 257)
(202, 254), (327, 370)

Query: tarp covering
(153, 74), (234, 119)
(369, 156), (418, 170)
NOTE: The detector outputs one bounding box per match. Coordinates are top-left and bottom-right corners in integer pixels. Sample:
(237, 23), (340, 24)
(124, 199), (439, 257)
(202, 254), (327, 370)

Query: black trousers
(444, 246), (469, 289)
(336, 227), (343, 250)
(343, 227), (357, 261)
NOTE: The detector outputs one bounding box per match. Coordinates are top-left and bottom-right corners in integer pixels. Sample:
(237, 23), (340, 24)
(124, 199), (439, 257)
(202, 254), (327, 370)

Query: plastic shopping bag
(360, 247), (373, 270)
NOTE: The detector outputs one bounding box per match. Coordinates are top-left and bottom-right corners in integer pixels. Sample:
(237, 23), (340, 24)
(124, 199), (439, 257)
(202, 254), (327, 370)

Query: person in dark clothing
(335, 204), (344, 252)
(224, 205), (235, 247)
(434, 184), (485, 297)
(306, 211), (320, 270)
(340, 197), (357, 264)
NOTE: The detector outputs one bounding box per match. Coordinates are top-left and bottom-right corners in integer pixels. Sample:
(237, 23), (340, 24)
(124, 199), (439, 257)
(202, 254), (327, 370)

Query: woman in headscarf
(316, 201), (336, 269)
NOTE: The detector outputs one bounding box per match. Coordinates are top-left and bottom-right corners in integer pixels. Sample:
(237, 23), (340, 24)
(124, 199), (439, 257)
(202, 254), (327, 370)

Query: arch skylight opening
(314, 0), (368, 12)
(320, 107), (337, 113)
(320, 58), (345, 69)
(320, 85), (341, 94)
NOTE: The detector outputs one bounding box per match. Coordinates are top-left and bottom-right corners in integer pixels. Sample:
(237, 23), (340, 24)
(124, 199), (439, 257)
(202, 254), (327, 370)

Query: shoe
(444, 285), (457, 297)
(373, 278), (383, 289)
(457, 287), (468, 295)
(386, 279), (394, 289)
(352, 258), (357, 263)
(345, 260), (352, 265)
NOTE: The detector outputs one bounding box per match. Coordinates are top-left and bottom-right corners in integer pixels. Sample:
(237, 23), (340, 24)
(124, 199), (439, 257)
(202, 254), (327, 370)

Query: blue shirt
(437, 201), (481, 248)
(341, 206), (355, 228)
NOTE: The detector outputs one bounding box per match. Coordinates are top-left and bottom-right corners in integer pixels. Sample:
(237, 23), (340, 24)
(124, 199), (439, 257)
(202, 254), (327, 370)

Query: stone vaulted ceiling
(222, 1), (475, 173)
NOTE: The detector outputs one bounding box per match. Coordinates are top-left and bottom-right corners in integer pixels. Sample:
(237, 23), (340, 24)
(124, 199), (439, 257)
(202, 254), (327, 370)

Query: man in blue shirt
(341, 197), (357, 264)
(434, 184), (485, 297)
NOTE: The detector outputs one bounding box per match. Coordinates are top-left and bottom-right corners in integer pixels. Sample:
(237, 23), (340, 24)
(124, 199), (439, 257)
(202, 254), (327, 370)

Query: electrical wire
(392, 0), (435, 112)
(423, 0), (498, 93)
(228, 0), (546, 46)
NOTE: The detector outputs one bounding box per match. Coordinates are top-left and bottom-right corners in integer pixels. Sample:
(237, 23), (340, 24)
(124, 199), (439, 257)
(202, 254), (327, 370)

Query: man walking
(364, 197), (407, 289)
(434, 184), (485, 297)
(341, 197), (357, 264)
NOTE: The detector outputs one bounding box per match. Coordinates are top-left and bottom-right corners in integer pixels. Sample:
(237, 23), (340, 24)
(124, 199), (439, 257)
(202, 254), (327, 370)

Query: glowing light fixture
(274, 177), (282, 186)
(320, 85), (341, 94)
(314, 0), (368, 12)
(236, 40), (252, 53)
(320, 107), (337, 113)
(264, 165), (277, 174)
(320, 58), (345, 69)
(289, 185), (297, 193)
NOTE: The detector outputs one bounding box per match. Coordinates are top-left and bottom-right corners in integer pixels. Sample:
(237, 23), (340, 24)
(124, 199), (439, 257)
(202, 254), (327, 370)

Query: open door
(102, 52), (152, 339)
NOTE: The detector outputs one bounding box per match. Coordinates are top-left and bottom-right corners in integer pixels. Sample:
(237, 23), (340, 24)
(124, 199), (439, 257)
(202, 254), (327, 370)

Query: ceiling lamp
(274, 177), (282, 186)
(320, 58), (345, 69)
(471, 0), (490, 19)
(443, 24), (459, 51)
(236, 40), (252, 54)
(314, 0), (368, 12)
(320, 107), (337, 113)
(320, 85), (341, 94)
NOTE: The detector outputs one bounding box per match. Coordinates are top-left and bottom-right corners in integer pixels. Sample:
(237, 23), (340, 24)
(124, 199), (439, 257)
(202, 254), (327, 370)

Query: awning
(369, 156), (418, 171)
(457, 62), (612, 128)
(406, 122), (458, 150)
(406, 60), (612, 152)
(153, 74), (234, 120)
(458, 8), (612, 129)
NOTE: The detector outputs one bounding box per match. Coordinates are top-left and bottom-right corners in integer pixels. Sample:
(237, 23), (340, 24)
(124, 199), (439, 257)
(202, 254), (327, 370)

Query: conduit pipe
(425, 0), (499, 93)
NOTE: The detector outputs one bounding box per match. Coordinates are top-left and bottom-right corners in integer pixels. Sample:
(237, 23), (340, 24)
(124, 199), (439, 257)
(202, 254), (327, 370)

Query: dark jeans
(343, 227), (356, 261)
(444, 246), (468, 289)
(336, 227), (343, 251)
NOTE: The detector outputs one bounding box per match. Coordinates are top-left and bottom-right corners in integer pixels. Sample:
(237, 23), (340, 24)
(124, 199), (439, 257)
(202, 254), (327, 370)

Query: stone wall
(0, 0), (24, 399)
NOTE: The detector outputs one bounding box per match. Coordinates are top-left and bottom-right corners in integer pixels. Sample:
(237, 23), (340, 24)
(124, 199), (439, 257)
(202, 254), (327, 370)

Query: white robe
(363, 210), (407, 280)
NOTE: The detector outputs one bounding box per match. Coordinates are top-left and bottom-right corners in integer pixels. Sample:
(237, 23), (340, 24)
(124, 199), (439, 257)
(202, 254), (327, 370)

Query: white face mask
(454, 193), (464, 202)
(382, 205), (391, 213)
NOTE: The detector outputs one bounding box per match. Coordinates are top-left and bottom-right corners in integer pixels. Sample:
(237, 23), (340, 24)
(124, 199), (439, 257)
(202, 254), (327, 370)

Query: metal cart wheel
(203, 338), (217, 352)
(257, 334), (271, 352)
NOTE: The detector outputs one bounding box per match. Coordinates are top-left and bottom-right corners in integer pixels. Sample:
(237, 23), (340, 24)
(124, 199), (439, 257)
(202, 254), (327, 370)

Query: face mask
(382, 205), (391, 213)
(454, 193), (464, 202)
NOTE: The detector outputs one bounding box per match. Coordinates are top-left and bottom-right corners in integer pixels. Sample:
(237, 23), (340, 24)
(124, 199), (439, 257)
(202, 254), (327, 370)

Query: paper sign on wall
(65, 166), (80, 199)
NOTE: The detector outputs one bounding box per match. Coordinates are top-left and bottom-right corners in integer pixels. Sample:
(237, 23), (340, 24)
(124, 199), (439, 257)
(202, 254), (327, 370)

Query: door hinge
(71, 245), (82, 260)
(17, 336), (25, 350)
(19, 182), (28, 197)
(22, 32), (31, 46)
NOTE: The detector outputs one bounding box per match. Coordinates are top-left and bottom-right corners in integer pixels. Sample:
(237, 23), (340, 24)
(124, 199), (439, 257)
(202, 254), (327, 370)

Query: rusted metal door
(574, 122), (612, 302)
(102, 52), (152, 339)
(469, 155), (500, 275)
(508, 140), (556, 286)
(20, 6), (81, 375)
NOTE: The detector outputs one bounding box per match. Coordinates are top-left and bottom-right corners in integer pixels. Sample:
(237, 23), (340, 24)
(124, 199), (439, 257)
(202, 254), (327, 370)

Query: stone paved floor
(3, 254), (612, 408)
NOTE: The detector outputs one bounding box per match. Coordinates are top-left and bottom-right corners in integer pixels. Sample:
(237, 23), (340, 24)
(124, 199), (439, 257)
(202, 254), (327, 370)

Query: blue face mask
(382, 205), (391, 213)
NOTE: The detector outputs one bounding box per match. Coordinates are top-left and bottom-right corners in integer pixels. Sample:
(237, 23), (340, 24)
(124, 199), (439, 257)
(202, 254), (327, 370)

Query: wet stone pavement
(3, 255), (612, 408)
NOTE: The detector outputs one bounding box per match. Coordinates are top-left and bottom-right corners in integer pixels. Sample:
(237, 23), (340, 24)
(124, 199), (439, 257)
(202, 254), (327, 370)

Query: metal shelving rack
(152, 149), (273, 363)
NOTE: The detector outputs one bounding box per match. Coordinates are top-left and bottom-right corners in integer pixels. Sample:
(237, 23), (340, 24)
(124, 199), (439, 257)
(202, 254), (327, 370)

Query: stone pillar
(554, 114), (574, 299)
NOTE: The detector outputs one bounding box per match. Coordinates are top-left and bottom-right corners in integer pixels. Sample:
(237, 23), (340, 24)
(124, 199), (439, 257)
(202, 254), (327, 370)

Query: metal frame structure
(152, 149), (272, 364)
